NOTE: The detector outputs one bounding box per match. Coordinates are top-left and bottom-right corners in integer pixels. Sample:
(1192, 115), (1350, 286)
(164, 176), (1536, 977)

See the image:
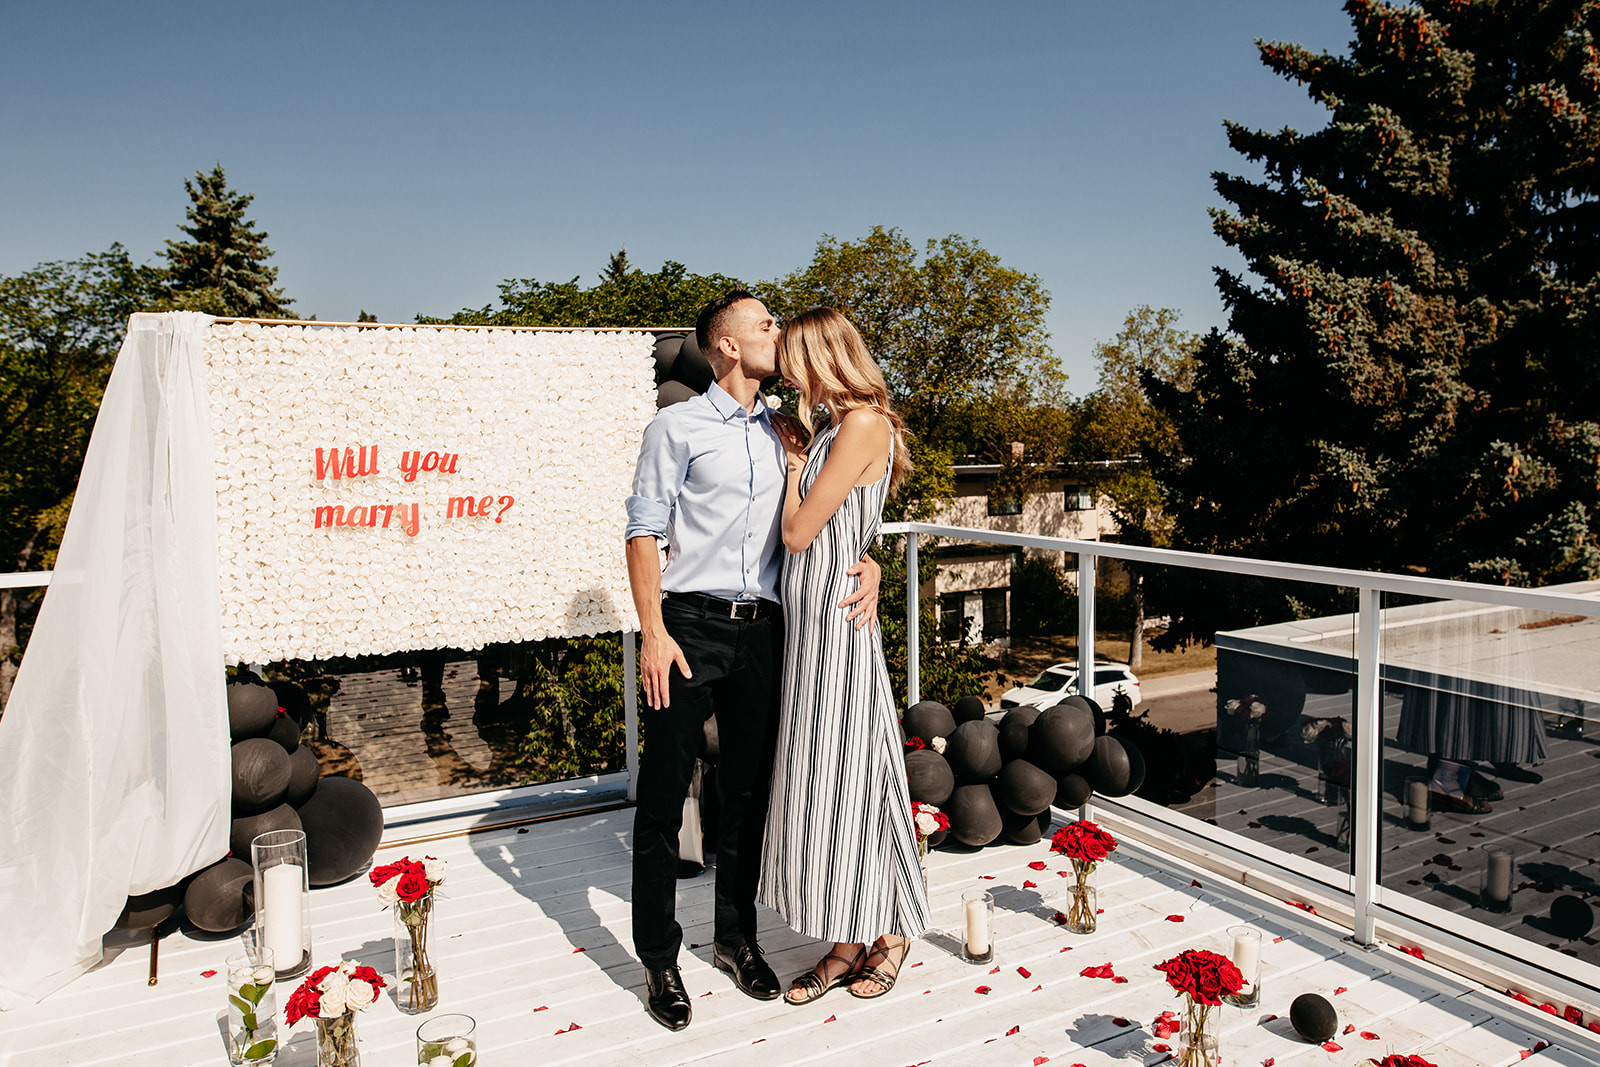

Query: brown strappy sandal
(784, 943), (867, 1006)
(849, 935), (911, 999)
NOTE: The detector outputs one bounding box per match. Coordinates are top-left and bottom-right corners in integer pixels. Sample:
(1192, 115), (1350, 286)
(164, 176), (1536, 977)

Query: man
(624, 290), (879, 1031)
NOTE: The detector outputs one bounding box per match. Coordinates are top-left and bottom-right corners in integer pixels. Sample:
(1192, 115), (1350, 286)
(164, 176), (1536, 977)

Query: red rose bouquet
(285, 961), (384, 1067)
(1368, 1057), (1437, 1067)
(370, 855), (446, 1013)
(911, 802), (950, 843)
(1155, 948), (1244, 1066)
(1050, 820), (1118, 933)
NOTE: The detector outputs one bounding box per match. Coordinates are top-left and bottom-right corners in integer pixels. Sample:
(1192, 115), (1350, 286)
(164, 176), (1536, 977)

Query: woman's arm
(782, 408), (891, 553)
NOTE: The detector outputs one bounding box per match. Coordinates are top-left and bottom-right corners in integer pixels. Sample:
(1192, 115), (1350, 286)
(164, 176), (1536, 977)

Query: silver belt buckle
(730, 600), (756, 620)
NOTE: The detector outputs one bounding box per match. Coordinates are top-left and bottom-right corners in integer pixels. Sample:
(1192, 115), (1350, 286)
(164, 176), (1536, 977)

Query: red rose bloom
(1155, 949), (1243, 1007)
(395, 868), (430, 902)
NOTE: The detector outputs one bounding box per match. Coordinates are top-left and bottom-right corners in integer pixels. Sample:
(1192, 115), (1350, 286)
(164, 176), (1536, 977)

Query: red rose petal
(975, 985), (991, 994)
(699, 991), (713, 997)
(1031, 984), (1042, 991)
(1033, 1059), (1049, 1066)
(1264, 1014), (1278, 1021)
(1153, 1044), (1170, 1053)
(573, 946), (587, 953)
(1535, 1041), (1551, 1051)
(1333, 986), (1347, 994)
(1263, 1060), (1275, 1066)
(1564, 1005), (1584, 1024)
(200, 969), (217, 978)
(989, 966), (1000, 974)
(752, 1038), (765, 1044)
(1059, 946), (1072, 952)
(1028, 861), (1048, 870)
(1191, 879), (1202, 887)
(1273, 936), (1284, 943)
(1018, 966), (1032, 978)
(823, 1014), (836, 1023)
(1006, 1026), (1020, 1035)
(980, 874), (996, 880)
(1112, 1017), (1130, 1026)
(1343, 1024), (1355, 1034)
(1052, 911), (1069, 925)
(533, 1005), (548, 1012)
(568, 1022), (582, 1031)
(1023, 880), (1038, 889)
(517, 827), (529, 833)
(1112, 976), (1128, 983)
(1360, 1031), (1379, 1040)
(1321, 1041), (1342, 1052)
(1540, 1002), (1558, 1015)
(1165, 915), (1185, 922)
(1400, 945), (1425, 959)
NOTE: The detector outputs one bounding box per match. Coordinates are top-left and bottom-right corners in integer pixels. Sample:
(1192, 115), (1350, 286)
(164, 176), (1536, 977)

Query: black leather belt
(663, 592), (778, 621)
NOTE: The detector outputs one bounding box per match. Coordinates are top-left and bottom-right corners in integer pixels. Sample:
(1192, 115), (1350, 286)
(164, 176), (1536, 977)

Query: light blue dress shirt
(625, 382), (786, 603)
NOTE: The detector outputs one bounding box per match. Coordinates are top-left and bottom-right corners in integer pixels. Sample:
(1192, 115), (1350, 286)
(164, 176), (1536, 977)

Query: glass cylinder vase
(416, 1013), (477, 1066)
(394, 897), (439, 1014)
(315, 1013), (360, 1067)
(1319, 738), (1351, 806)
(251, 830), (312, 981)
(1063, 866), (1098, 934)
(916, 835), (929, 895)
(1237, 720), (1260, 787)
(960, 887), (994, 964)
(1174, 1025), (1220, 1067)
(226, 947), (278, 1065)
(1223, 924), (1261, 1009)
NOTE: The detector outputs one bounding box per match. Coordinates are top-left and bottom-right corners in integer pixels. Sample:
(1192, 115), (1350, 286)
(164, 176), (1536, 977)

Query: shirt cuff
(624, 495), (670, 542)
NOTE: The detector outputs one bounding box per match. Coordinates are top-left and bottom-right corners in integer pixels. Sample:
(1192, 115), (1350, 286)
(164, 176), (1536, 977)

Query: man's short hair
(696, 288), (754, 356)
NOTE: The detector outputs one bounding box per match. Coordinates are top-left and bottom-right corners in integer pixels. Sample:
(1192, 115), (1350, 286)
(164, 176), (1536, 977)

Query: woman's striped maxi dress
(757, 420), (930, 944)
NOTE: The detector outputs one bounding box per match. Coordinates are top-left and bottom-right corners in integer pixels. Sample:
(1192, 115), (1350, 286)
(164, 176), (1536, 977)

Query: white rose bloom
(318, 985), (349, 1018)
(915, 811), (939, 835)
(930, 736), (947, 754)
(377, 878), (401, 907)
(1225, 699), (1241, 713)
(1249, 701), (1267, 718)
(344, 976), (378, 1010)
(423, 856), (449, 883)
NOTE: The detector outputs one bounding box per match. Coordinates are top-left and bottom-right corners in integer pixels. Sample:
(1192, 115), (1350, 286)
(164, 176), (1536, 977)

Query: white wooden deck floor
(3, 810), (1596, 1067)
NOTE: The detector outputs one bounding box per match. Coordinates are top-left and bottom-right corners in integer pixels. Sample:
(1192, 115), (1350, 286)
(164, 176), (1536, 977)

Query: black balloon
(114, 883), (184, 930)
(227, 681), (278, 741)
(998, 706), (1041, 762)
(229, 803), (302, 859)
(1083, 735), (1135, 796)
(1121, 737), (1147, 795)
(652, 333), (685, 384)
(267, 713), (301, 755)
(997, 758), (1057, 816)
(1290, 993), (1338, 1042)
(906, 749), (956, 806)
(903, 701), (957, 745)
(947, 783), (1003, 847)
(952, 695), (987, 723)
(232, 738), (292, 814)
(285, 745), (321, 807)
(1028, 704), (1096, 776)
(947, 719), (1002, 780)
(1001, 806), (1045, 846)
(656, 380), (699, 409)
(1551, 895), (1594, 939)
(183, 857), (254, 933)
(925, 828), (949, 849)
(1061, 694), (1107, 736)
(269, 680), (311, 726)
(1055, 773), (1093, 808)
(670, 333), (714, 392)
(298, 776), (385, 886)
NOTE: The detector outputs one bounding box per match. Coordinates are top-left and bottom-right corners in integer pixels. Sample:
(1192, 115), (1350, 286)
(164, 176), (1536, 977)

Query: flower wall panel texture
(203, 323), (655, 661)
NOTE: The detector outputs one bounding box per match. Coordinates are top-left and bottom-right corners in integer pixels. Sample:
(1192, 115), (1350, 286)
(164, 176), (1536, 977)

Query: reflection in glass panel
(261, 634), (633, 808)
(1378, 592), (1600, 966)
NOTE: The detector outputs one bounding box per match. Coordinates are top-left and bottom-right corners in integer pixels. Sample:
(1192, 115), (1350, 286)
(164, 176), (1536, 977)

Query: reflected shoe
(1429, 790), (1490, 814)
(1465, 770), (1504, 802)
(645, 966), (692, 1031)
(713, 941), (781, 1001)
(1492, 761), (1543, 784)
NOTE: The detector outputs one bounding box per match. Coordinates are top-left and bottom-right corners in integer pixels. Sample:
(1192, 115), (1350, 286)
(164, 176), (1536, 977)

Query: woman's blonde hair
(777, 306), (913, 494)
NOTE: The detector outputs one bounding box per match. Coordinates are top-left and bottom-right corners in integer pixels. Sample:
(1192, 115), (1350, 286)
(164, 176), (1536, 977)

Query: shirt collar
(706, 381), (774, 424)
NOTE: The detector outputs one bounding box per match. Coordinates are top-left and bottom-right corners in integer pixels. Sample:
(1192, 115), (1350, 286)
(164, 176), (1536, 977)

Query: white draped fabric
(0, 312), (230, 1008)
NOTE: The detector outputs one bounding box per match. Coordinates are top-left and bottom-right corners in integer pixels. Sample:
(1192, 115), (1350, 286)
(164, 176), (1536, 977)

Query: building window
(940, 593), (968, 642)
(987, 492), (1022, 516)
(1064, 486), (1093, 511)
(982, 588), (1009, 638)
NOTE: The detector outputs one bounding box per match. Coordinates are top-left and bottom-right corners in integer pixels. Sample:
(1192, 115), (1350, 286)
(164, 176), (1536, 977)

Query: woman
(757, 306), (929, 1004)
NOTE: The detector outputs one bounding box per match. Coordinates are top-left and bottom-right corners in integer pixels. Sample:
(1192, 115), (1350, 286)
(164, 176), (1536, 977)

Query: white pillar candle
(1486, 848), (1513, 903)
(262, 862), (304, 969)
(1231, 928), (1261, 987)
(1406, 778), (1430, 826)
(965, 897), (990, 956)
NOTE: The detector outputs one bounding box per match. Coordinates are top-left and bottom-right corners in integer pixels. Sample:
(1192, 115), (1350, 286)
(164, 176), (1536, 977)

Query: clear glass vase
(315, 1013), (360, 1067)
(394, 898), (439, 1014)
(1236, 720), (1260, 787)
(1063, 866), (1097, 934)
(416, 1013), (477, 1066)
(226, 948), (278, 1065)
(916, 835), (929, 894)
(1175, 999), (1220, 1067)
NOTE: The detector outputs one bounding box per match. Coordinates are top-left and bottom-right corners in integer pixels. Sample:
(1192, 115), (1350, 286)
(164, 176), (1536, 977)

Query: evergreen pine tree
(162, 165), (292, 318)
(1156, 0), (1600, 595)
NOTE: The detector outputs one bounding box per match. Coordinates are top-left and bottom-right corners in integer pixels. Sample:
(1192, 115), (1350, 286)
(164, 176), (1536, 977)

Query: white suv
(999, 661), (1142, 713)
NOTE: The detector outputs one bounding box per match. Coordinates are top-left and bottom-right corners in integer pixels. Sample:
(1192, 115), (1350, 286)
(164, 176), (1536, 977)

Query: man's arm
(840, 553), (881, 631)
(627, 535), (690, 709)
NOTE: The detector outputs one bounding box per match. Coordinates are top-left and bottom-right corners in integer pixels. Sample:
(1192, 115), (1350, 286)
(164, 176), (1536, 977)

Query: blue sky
(2, 1), (1352, 389)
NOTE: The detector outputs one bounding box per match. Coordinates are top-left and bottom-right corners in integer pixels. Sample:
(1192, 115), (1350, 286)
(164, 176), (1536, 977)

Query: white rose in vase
(343, 975), (378, 1010)
(376, 877), (401, 908)
(422, 856), (448, 883)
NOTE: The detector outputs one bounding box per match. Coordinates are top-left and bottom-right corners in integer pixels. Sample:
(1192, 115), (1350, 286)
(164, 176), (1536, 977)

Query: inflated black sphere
(906, 749), (956, 806)
(231, 738), (292, 814)
(997, 758), (1057, 816)
(299, 776), (384, 886)
(114, 883), (184, 930)
(998, 706), (1042, 762)
(269, 680), (311, 726)
(952, 695), (987, 723)
(669, 333), (714, 392)
(947, 783), (1003, 847)
(1083, 735), (1135, 796)
(1551, 895), (1594, 939)
(652, 333), (685, 384)
(1060, 694), (1106, 736)
(925, 827), (949, 848)
(227, 681), (279, 741)
(903, 701), (957, 745)
(1055, 773), (1093, 808)
(285, 744), (321, 807)
(1028, 704), (1096, 776)
(656, 380), (699, 409)
(947, 719), (1002, 780)
(1001, 805), (1045, 846)
(267, 713), (301, 755)
(229, 803), (302, 859)
(1290, 993), (1339, 1042)
(1121, 737), (1147, 795)
(183, 857), (254, 933)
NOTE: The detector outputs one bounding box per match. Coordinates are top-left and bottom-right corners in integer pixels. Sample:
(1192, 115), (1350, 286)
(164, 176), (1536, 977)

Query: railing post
(1077, 552), (1096, 697)
(906, 532), (920, 706)
(1352, 586), (1382, 945)
(623, 629), (639, 802)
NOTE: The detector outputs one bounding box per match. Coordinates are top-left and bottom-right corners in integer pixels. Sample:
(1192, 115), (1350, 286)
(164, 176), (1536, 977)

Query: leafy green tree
(1156, 0), (1600, 626)
(0, 246), (161, 708)
(438, 258), (741, 328)
(162, 165), (293, 318)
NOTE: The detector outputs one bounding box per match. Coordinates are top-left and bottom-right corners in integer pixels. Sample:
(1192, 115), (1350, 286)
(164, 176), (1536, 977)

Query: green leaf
(241, 1011), (257, 1032)
(228, 993), (250, 1013)
(241, 981), (267, 1005)
(244, 1038), (277, 1060)
(453, 1053), (474, 1067)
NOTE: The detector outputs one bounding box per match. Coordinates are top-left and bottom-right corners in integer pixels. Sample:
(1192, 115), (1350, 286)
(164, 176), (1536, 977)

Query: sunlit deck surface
(6, 810), (1597, 1067)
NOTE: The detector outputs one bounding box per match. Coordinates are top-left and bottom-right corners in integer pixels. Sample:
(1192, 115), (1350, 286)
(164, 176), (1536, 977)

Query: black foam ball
(947, 719), (1002, 780)
(925, 828), (949, 848)
(952, 695), (987, 723)
(1028, 704), (1096, 776)
(1001, 805), (1045, 846)
(1120, 737), (1147, 795)
(1551, 895), (1594, 939)
(285, 745), (320, 807)
(1061, 694), (1107, 736)
(656, 380), (699, 409)
(227, 681), (279, 741)
(269, 680), (311, 727)
(669, 333), (714, 392)
(267, 713), (301, 754)
(183, 857), (254, 933)
(1083, 735), (1135, 796)
(1290, 993), (1339, 1042)
(997, 758), (1057, 816)
(998, 706), (1041, 761)
(298, 776), (385, 886)
(652, 333), (685, 384)
(906, 749), (956, 805)
(114, 883), (184, 930)
(903, 701), (957, 745)
(230, 803), (303, 859)
(947, 783), (1003, 847)
(1055, 773), (1093, 808)
(232, 738), (292, 814)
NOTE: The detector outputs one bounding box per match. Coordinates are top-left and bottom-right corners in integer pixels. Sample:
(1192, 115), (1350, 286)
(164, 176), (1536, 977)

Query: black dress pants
(631, 598), (783, 971)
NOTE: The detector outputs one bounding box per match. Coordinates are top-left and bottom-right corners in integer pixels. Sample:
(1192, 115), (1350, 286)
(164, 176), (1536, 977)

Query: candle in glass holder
(1224, 924), (1262, 1008)
(1482, 846), (1513, 911)
(961, 887), (993, 964)
(1404, 776), (1430, 830)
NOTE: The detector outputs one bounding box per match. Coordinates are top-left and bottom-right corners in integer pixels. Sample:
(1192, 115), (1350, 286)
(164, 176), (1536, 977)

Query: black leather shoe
(714, 941), (781, 1000)
(645, 966), (692, 1031)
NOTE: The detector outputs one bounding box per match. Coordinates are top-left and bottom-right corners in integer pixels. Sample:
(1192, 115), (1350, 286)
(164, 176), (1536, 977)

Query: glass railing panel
(1377, 593), (1600, 969)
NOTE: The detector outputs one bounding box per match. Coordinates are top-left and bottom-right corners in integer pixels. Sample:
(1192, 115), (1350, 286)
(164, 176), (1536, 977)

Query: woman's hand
(772, 413), (809, 471)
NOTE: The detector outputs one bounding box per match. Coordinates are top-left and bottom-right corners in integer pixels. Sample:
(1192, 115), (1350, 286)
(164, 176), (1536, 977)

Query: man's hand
(840, 554), (881, 631)
(640, 629), (690, 709)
